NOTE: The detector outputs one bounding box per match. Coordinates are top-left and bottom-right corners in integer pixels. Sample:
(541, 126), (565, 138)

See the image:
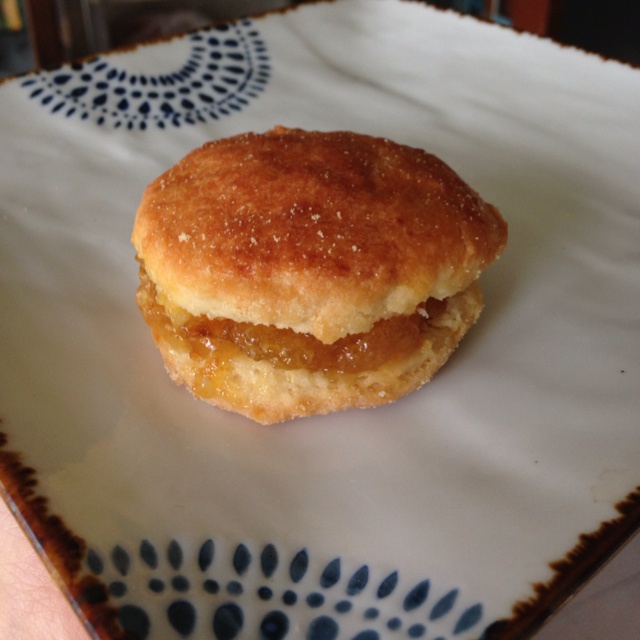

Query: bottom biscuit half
(137, 279), (483, 424)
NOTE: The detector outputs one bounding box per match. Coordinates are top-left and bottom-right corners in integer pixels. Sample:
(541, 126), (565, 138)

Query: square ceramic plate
(1, 1), (639, 639)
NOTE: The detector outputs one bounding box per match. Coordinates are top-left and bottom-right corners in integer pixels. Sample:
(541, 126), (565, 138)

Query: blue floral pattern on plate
(19, 20), (270, 129)
(83, 539), (486, 639)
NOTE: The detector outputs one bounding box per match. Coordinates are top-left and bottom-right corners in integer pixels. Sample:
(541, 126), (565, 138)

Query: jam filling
(136, 265), (448, 374)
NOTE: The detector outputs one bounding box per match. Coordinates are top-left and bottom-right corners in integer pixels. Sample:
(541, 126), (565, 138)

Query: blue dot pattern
(84, 539), (487, 639)
(20, 20), (270, 130)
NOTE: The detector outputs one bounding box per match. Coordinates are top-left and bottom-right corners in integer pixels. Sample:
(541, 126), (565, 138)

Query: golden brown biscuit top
(132, 127), (507, 343)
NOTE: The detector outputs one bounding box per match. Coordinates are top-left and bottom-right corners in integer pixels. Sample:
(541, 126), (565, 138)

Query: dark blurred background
(2, 0), (639, 78)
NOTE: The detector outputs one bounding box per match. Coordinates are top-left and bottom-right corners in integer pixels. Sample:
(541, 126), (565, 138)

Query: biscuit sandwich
(132, 127), (507, 424)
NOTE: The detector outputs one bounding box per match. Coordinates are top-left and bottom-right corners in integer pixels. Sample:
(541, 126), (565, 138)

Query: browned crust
(132, 127), (507, 344)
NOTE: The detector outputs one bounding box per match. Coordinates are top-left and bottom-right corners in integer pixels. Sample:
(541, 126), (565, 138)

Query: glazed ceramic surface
(1, 1), (639, 639)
